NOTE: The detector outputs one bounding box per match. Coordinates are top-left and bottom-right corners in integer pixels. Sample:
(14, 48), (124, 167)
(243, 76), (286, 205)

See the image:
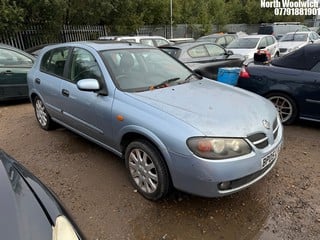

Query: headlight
(52, 216), (79, 240)
(187, 137), (251, 159)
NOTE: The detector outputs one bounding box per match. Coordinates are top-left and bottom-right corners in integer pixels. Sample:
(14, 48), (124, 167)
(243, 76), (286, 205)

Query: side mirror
(77, 78), (100, 91)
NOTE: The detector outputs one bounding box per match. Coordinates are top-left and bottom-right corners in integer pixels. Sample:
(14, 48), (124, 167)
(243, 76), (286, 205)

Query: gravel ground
(1, 101), (320, 240)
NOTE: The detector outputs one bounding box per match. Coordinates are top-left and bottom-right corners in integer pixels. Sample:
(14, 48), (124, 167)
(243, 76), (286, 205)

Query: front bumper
(168, 125), (283, 198)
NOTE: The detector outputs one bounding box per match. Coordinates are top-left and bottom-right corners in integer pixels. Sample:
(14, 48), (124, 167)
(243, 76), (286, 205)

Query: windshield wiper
(151, 77), (180, 89)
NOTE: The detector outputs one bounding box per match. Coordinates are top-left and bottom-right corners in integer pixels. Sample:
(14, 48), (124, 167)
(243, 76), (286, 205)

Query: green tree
(0, 0), (24, 33)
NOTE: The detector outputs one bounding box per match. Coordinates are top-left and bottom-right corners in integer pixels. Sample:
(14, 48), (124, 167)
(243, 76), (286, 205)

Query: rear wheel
(125, 140), (171, 201)
(266, 93), (298, 125)
(34, 96), (54, 130)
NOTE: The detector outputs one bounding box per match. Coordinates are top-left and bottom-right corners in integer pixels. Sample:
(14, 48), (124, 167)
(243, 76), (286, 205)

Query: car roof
(42, 41), (155, 52)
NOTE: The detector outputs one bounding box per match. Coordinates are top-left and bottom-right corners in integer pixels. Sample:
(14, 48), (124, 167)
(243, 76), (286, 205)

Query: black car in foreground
(160, 41), (245, 80)
(0, 150), (83, 240)
(237, 44), (320, 124)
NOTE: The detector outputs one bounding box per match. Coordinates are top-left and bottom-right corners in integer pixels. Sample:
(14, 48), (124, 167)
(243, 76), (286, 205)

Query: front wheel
(34, 96), (54, 130)
(266, 93), (298, 125)
(125, 140), (171, 201)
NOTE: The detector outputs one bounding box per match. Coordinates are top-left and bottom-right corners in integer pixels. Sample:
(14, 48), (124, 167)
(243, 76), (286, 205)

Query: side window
(0, 48), (33, 66)
(140, 39), (155, 47)
(40, 47), (69, 77)
(70, 48), (102, 83)
(155, 39), (170, 47)
(258, 37), (268, 49)
(225, 36), (235, 45)
(266, 36), (275, 46)
(216, 37), (226, 47)
(205, 44), (225, 57)
(188, 45), (209, 58)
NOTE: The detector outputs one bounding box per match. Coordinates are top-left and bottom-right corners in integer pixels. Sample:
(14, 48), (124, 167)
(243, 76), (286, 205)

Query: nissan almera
(27, 41), (283, 201)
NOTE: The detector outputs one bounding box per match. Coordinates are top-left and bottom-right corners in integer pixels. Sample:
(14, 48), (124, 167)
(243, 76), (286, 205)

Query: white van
(258, 22), (310, 40)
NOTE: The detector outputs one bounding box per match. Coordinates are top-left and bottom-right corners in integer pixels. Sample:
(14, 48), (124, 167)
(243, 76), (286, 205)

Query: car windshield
(227, 38), (259, 49)
(279, 33), (308, 42)
(100, 48), (194, 92)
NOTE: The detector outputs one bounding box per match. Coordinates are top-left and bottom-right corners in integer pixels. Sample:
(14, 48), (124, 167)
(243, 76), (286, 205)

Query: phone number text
(274, 8), (318, 15)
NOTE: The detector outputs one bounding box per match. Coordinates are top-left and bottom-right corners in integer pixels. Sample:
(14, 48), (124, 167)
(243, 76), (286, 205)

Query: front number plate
(261, 144), (281, 169)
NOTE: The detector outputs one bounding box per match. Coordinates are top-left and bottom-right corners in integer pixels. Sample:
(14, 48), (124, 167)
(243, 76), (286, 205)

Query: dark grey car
(160, 42), (245, 80)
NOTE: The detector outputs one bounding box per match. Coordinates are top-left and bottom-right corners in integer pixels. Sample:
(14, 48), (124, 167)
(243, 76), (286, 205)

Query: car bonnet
(131, 79), (277, 137)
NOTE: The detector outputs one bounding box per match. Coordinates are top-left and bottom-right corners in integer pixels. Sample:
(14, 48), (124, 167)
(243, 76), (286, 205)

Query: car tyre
(266, 92), (298, 125)
(34, 96), (54, 130)
(125, 140), (171, 201)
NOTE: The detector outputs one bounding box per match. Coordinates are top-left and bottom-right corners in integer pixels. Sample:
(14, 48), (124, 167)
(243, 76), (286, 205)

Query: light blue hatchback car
(27, 41), (283, 201)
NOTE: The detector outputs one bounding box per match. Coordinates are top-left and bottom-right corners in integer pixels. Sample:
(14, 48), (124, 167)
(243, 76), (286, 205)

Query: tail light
(239, 67), (250, 78)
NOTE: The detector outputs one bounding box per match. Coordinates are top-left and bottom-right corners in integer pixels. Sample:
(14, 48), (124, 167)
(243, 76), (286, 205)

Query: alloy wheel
(128, 148), (158, 194)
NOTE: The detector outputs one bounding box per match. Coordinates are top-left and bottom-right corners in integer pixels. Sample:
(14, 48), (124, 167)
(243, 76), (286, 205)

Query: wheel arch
(263, 90), (299, 110)
(120, 131), (170, 162)
(264, 90), (300, 123)
(30, 92), (39, 106)
(120, 130), (173, 182)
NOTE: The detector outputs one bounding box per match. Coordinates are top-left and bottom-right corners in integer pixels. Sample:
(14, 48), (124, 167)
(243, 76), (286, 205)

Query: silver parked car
(27, 41), (283, 201)
(278, 31), (320, 56)
(226, 35), (279, 61)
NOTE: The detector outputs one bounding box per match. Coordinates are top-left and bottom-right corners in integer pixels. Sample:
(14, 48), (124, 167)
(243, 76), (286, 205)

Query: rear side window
(205, 44), (225, 56)
(188, 45), (209, 58)
(40, 47), (69, 77)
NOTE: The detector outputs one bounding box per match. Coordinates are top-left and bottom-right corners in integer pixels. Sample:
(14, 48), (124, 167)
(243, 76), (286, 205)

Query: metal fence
(0, 25), (108, 50)
(1, 24), (261, 50)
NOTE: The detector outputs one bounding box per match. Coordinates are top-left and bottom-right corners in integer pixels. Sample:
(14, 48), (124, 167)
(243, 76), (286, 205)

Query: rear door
(33, 47), (70, 120)
(0, 47), (33, 100)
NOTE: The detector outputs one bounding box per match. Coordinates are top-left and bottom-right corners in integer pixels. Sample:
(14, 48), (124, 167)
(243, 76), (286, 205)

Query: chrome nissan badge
(262, 120), (271, 129)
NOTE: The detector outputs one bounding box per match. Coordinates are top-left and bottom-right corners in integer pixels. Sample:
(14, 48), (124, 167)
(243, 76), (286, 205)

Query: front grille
(247, 133), (268, 149)
(247, 117), (279, 149)
(279, 48), (287, 52)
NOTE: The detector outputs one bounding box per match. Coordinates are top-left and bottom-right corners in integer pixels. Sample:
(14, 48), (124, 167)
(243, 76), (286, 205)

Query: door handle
(62, 89), (69, 97)
(35, 78), (41, 84)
